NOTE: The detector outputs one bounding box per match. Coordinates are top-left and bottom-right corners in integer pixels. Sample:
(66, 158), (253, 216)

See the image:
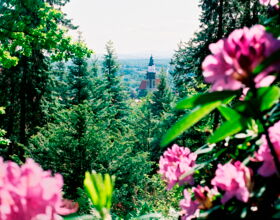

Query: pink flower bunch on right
(259, 0), (279, 7)
(159, 144), (197, 189)
(202, 25), (280, 91)
(0, 158), (78, 220)
(254, 120), (280, 177)
(211, 161), (252, 204)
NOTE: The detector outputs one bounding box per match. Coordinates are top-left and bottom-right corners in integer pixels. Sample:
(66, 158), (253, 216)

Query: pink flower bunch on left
(202, 25), (280, 91)
(159, 144), (197, 189)
(211, 161), (252, 204)
(254, 120), (280, 177)
(0, 158), (78, 220)
(259, 0), (279, 7)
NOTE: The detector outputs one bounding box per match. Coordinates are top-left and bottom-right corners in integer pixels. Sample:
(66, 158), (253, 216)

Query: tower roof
(148, 55), (154, 66)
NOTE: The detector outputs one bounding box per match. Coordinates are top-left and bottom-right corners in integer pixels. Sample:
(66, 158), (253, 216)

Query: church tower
(138, 55), (160, 95)
(146, 55), (156, 90)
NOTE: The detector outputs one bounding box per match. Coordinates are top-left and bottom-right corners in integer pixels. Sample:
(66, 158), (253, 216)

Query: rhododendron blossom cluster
(211, 161), (252, 204)
(254, 120), (280, 177)
(159, 144), (197, 189)
(202, 25), (280, 91)
(180, 190), (199, 220)
(180, 185), (218, 220)
(0, 158), (78, 220)
(193, 185), (217, 210)
(259, 0), (279, 7)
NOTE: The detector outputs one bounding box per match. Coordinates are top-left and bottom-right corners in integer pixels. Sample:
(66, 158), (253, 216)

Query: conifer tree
(151, 69), (174, 118)
(171, 0), (267, 96)
(68, 57), (92, 105)
(0, 0), (91, 148)
(101, 41), (130, 134)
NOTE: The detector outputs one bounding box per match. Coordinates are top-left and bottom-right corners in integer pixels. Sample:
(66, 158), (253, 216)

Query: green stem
(251, 85), (280, 176)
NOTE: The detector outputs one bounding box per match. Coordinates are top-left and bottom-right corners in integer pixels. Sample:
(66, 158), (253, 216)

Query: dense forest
(1, 0), (280, 219)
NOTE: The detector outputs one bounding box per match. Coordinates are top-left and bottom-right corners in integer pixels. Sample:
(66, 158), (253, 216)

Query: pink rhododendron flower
(202, 25), (280, 91)
(159, 144), (197, 189)
(0, 158), (78, 220)
(254, 121), (280, 177)
(180, 190), (199, 220)
(193, 185), (218, 209)
(211, 161), (252, 204)
(259, 0), (279, 7)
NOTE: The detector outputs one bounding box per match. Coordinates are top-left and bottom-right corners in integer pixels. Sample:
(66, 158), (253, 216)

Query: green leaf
(0, 107), (5, 115)
(161, 101), (222, 147)
(176, 91), (238, 110)
(208, 118), (248, 144)
(63, 214), (94, 220)
(240, 207), (248, 219)
(84, 172), (99, 207)
(253, 49), (280, 74)
(136, 213), (163, 219)
(194, 144), (215, 155)
(218, 105), (241, 120)
(258, 86), (280, 112)
(273, 211), (280, 218)
(83, 171), (115, 216)
(179, 162), (208, 181)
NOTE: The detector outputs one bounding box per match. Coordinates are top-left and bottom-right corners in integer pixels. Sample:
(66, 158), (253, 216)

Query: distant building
(138, 56), (160, 92)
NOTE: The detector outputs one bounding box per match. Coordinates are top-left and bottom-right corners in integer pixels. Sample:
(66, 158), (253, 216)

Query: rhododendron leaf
(179, 162), (208, 180)
(264, 15), (278, 25)
(198, 205), (221, 218)
(258, 86), (280, 112)
(0, 107), (5, 114)
(194, 144), (215, 155)
(208, 118), (249, 143)
(255, 186), (266, 198)
(245, 86), (280, 112)
(84, 172), (99, 207)
(241, 207), (248, 218)
(266, 26), (280, 39)
(84, 171), (115, 215)
(218, 105), (241, 120)
(176, 91), (238, 110)
(136, 213), (164, 219)
(273, 212), (280, 219)
(253, 49), (280, 74)
(104, 174), (115, 209)
(161, 101), (222, 147)
(63, 215), (94, 220)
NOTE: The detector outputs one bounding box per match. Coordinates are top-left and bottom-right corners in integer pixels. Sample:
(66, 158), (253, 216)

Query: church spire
(148, 55), (154, 66)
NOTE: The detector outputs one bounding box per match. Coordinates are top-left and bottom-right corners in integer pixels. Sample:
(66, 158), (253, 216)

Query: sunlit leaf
(194, 144), (215, 155)
(161, 101), (222, 147)
(258, 87), (280, 112)
(208, 118), (249, 144)
(179, 162), (208, 181)
(63, 215), (94, 220)
(176, 91), (238, 110)
(218, 105), (241, 120)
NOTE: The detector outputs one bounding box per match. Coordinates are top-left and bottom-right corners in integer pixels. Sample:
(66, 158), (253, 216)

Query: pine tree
(101, 41), (130, 134)
(0, 0), (91, 149)
(151, 69), (174, 118)
(171, 0), (268, 96)
(68, 57), (92, 105)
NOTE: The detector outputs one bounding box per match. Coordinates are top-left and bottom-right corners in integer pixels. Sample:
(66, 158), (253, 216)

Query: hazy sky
(63, 0), (201, 58)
